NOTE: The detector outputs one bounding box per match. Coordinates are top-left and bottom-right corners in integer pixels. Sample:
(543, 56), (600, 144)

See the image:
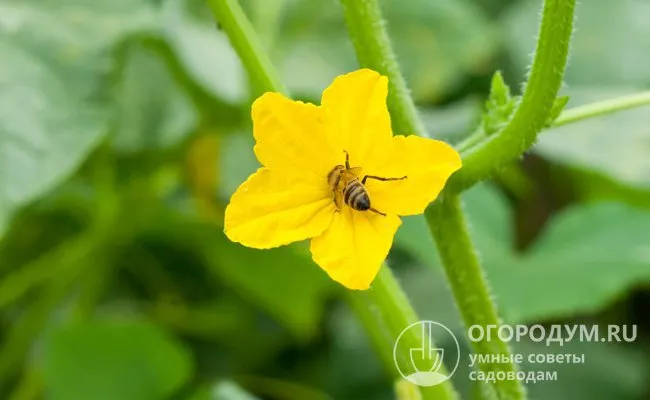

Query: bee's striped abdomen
(343, 180), (371, 211)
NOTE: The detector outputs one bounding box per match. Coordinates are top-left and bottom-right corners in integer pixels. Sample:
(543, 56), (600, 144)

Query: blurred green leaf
(213, 381), (260, 400)
(113, 41), (198, 152)
(42, 319), (192, 400)
(396, 185), (650, 323)
(380, 0), (498, 102)
(278, 0), (497, 101)
(0, 38), (107, 240)
(419, 97), (482, 143)
(514, 340), (647, 400)
(535, 88), (650, 191)
(188, 381), (261, 400)
(147, 211), (338, 341)
(0, 0), (158, 98)
(209, 231), (337, 341)
(162, 0), (247, 104)
(504, 0), (650, 86)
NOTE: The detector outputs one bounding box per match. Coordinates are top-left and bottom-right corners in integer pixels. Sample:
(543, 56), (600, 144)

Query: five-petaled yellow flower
(224, 69), (461, 290)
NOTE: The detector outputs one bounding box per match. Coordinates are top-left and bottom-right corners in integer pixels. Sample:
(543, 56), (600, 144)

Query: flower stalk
(349, 267), (458, 400)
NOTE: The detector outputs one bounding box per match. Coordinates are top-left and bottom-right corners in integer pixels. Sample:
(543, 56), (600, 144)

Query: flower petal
(309, 208), (401, 290)
(225, 168), (336, 249)
(321, 69), (393, 168)
(252, 92), (338, 177)
(364, 135), (462, 216)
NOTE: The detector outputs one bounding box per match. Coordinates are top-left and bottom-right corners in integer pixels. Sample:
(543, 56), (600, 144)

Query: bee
(328, 151), (406, 216)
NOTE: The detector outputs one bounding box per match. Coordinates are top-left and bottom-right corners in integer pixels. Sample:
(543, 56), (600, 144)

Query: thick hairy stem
(450, 0), (576, 192)
(427, 195), (525, 400)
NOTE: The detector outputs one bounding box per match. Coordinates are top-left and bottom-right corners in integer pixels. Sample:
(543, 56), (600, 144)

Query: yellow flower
(224, 69), (461, 290)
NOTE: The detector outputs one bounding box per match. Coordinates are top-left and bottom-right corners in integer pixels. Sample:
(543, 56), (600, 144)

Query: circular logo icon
(393, 320), (460, 387)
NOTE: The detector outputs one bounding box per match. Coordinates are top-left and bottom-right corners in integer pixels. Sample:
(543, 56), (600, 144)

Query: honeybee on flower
(224, 69), (461, 290)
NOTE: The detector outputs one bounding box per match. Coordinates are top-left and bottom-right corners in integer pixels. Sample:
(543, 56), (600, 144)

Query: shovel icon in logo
(394, 320), (459, 387)
(410, 321), (444, 374)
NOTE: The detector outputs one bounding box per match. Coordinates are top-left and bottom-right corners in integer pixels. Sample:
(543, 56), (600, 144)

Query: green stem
(338, 0), (529, 398)
(339, 0), (427, 137)
(450, 0), (576, 192)
(350, 267), (457, 400)
(553, 91), (650, 127)
(205, 2), (448, 397)
(458, 91), (650, 153)
(0, 236), (95, 389)
(207, 0), (286, 95)
(427, 195), (524, 400)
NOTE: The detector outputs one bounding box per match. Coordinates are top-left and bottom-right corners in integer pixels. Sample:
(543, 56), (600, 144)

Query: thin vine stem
(207, 0), (286, 95)
(427, 195), (524, 400)
(450, 0), (576, 192)
(553, 91), (650, 127)
(457, 91), (650, 153)
(349, 268), (457, 400)
(205, 2), (454, 398)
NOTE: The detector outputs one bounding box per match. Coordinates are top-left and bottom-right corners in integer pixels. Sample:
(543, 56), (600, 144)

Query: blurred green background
(0, 0), (649, 399)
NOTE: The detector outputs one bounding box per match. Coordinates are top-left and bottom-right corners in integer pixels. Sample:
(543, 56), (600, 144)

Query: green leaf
(504, 0), (650, 86)
(0, 38), (107, 239)
(42, 319), (193, 400)
(112, 41), (198, 152)
(535, 88), (650, 190)
(488, 71), (511, 107)
(0, 0), (158, 98)
(208, 231), (337, 341)
(514, 340), (647, 400)
(277, 0), (498, 101)
(396, 184), (650, 323)
(148, 209), (338, 341)
(188, 381), (261, 400)
(162, 0), (247, 104)
(482, 71), (516, 136)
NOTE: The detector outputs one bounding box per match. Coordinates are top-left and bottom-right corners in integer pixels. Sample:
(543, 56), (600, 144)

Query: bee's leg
(361, 175), (407, 185)
(369, 207), (386, 217)
(344, 150), (350, 169)
(333, 192), (343, 211)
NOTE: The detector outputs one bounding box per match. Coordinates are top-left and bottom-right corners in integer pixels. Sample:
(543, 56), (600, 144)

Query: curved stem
(350, 267), (457, 400)
(427, 195), (525, 400)
(205, 2), (450, 398)
(450, 0), (576, 192)
(553, 91), (650, 127)
(207, 0), (286, 95)
(339, 0), (427, 138)
(458, 91), (650, 153)
(338, 0), (532, 398)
